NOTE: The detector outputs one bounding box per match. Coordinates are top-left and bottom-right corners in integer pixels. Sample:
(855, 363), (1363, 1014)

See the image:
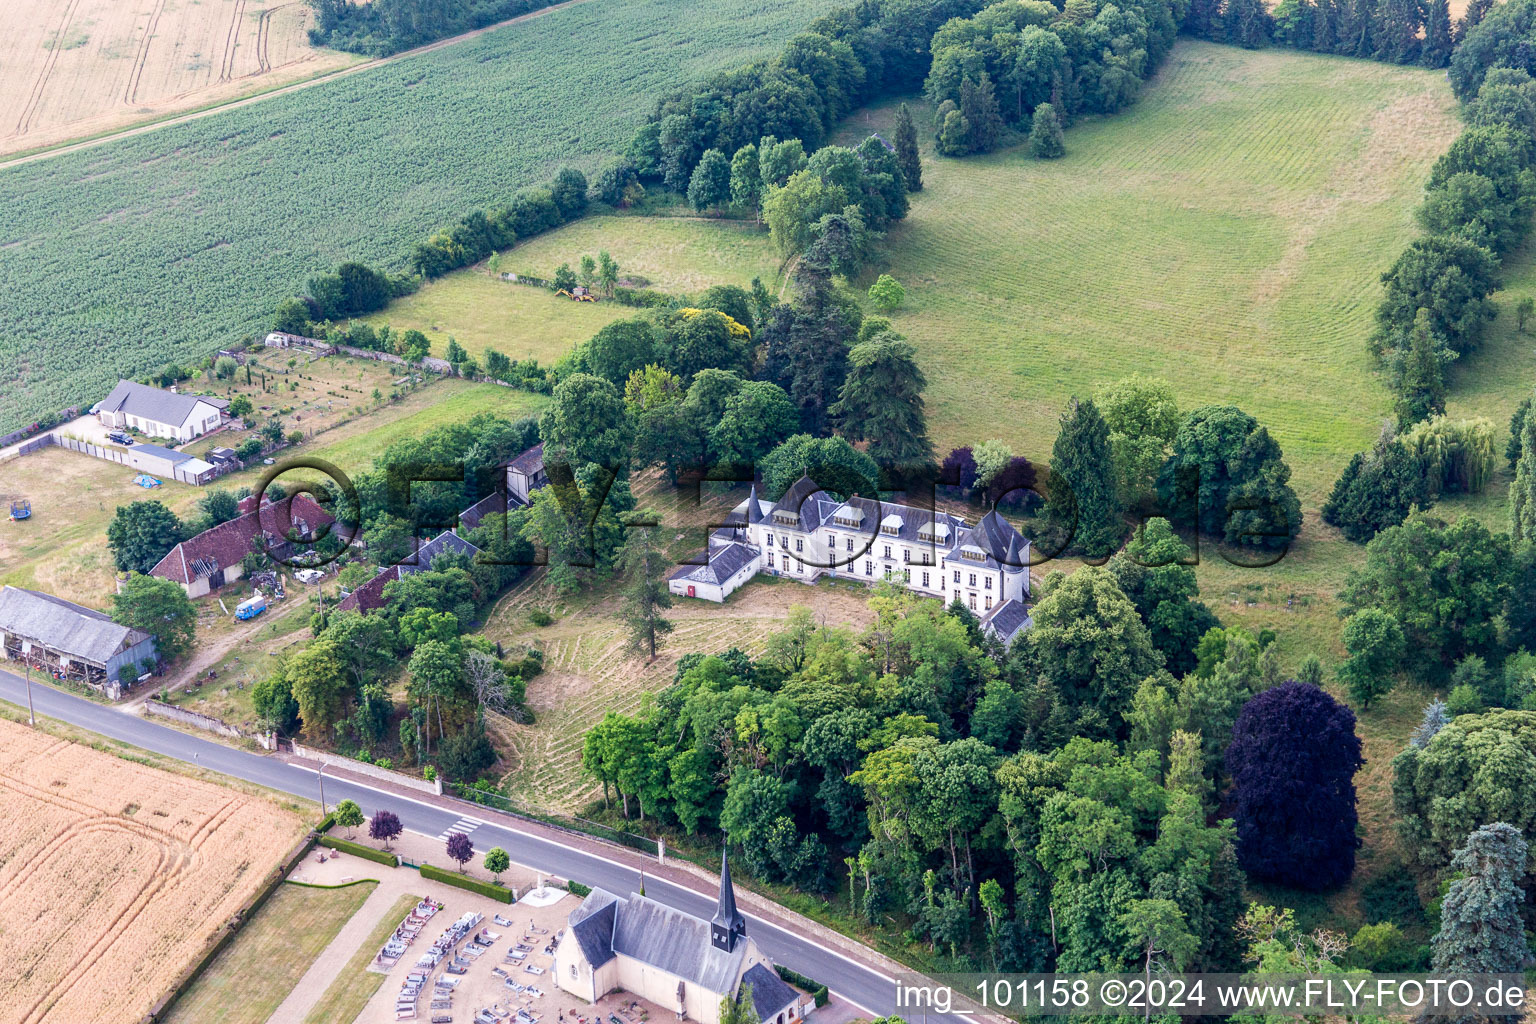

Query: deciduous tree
(107, 501), (183, 575)
(1226, 681), (1362, 889)
(369, 809), (402, 850)
(112, 573), (197, 662)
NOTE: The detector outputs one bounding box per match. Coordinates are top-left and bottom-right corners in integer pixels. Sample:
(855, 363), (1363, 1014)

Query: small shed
(173, 457), (217, 485)
(126, 442), (190, 478)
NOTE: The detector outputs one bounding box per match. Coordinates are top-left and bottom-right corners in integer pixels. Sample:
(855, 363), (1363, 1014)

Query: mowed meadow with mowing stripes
(849, 40), (1462, 508)
(0, 0), (840, 433)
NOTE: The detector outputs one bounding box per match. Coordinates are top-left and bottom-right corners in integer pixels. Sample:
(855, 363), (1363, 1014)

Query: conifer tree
(1431, 823), (1529, 974)
(616, 510), (674, 661)
(830, 325), (935, 468)
(1044, 398), (1123, 558)
(960, 74), (1005, 154)
(1394, 310), (1447, 426)
(1374, 0), (1422, 63)
(1422, 0), (1453, 67)
(1510, 387), (1536, 543)
(1311, 0), (1338, 51)
(893, 103), (923, 192)
(1030, 104), (1065, 159)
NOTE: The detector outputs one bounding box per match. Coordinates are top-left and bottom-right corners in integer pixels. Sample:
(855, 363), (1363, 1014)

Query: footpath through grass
(162, 879), (377, 1024)
(302, 892), (423, 1024)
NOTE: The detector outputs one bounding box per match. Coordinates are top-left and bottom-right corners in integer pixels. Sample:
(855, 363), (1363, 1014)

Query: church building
(554, 852), (810, 1024)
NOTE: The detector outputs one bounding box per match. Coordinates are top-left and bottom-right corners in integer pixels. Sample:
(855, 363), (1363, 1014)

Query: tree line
(307, 0), (561, 56)
(1372, 27), (1536, 425)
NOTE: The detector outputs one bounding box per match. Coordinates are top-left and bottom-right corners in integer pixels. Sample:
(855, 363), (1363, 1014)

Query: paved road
(0, 667), (946, 1021)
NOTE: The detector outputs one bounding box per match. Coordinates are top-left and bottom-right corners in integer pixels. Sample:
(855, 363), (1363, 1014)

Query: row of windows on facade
(764, 531), (967, 567)
(764, 552), (997, 608)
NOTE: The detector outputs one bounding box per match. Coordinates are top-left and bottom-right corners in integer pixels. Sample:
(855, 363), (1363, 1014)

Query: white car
(294, 569), (325, 584)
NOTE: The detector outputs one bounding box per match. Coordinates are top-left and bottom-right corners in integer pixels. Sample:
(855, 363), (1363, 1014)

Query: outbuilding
(0, 586), (156, 695)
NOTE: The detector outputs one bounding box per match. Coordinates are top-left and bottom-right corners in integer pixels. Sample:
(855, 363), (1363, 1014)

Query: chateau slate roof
(981, 597), (1033, 645)
(670, 542), (760, 586)
(508, 442), (545, 476)
(456, 490), (522, 533)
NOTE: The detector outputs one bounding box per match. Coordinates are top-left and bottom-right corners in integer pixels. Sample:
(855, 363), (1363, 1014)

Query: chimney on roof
(710, 845), (746, 953)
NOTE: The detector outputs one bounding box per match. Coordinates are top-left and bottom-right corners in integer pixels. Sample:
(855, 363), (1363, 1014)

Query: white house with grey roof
(95, 379), (227, 442)
(554, 852), (809, 1024)
(672, 477), (1033, 646)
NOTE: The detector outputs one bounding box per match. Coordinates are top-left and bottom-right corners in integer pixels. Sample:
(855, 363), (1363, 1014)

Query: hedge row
(611, 286), (678, 309)
(319, 835), (400, 867)
(774, 965), (829, 1007)
(420, 863), (515, 903)
(567, 880), (592, 897)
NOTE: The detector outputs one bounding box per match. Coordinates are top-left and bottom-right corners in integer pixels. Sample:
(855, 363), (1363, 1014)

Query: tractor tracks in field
(219, 0), (250, 83)
(124, 0), (169, 105)
(14, 0), (86, 135)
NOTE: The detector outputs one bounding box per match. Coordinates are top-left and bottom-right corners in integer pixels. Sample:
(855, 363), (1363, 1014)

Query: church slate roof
(568, 889), (623, 969)
(610, 893), (748, 994)
(741, 963), (800, 1020)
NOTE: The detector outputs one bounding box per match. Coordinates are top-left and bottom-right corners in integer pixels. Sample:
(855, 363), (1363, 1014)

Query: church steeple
(710, 846), (746, 952)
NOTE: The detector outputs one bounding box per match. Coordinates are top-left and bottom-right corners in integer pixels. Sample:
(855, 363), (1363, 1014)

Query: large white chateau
(669, 476), (1034, 646)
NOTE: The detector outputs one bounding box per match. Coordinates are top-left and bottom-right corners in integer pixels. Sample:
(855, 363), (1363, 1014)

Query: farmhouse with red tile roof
(150, 494), (335, 598)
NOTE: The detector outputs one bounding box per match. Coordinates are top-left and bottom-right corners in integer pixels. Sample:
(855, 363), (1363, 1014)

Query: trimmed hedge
(319, 835), (399, 867)
(316, 812), (337, 834)
(567, 880), (592, 897)
(611, 286), (677, 308)
(420, 863), (515, 903)
(775, 965), (829, 1007)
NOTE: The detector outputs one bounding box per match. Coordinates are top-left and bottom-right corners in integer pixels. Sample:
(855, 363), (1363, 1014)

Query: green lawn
(360, 215), (782, 365)
(217, 378), (548, 490)
(301, 892), (422, 1024)
(162, 880), (377, 1024)
(850, 42), (1464, 510)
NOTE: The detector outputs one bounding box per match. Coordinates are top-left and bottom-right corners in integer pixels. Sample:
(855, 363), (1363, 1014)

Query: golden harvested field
(0, 719), (307, 1024)
(0, 0), (355, 156)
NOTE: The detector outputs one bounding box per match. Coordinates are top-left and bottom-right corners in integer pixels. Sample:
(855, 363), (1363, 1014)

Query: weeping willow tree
(1398, 414), (1497, 496)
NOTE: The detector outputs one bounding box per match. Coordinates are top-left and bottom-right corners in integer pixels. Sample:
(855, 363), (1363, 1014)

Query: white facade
(96, 380), (224, 442)
(681, 479), (1033, 641)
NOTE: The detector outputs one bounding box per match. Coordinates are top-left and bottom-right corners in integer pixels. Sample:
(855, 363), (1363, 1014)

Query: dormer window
(773, 511), (799, 526)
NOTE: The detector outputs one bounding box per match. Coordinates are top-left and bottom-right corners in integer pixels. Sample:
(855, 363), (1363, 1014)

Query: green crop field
(0, 0), (840, 434)
(359, 215), (783, 365)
